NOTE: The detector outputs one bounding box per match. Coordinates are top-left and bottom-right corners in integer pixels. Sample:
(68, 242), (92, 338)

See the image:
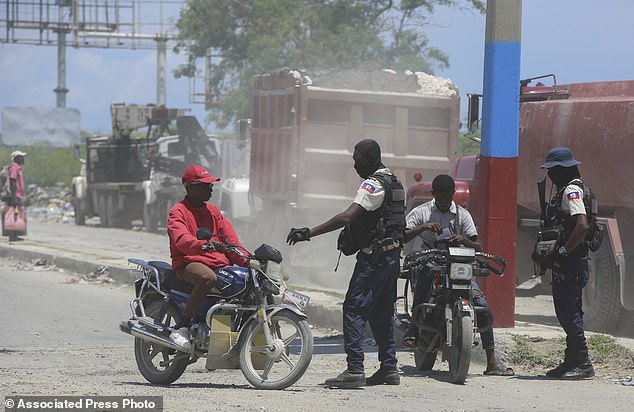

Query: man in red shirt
(167, 165), (246, 350)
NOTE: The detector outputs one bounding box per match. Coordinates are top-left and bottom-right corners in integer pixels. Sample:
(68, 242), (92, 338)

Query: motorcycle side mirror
(196, 228), (213, 240)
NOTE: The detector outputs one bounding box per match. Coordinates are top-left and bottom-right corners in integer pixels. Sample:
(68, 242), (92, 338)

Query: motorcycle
(119, 228), (313, 390)
(395, 246), (505, 384)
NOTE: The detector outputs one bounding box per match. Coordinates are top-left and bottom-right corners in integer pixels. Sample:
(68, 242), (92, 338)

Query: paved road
(2, 262), (634, 412)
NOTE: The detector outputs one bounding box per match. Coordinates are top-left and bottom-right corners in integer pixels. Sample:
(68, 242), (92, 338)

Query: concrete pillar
(473, 0), (522, 327)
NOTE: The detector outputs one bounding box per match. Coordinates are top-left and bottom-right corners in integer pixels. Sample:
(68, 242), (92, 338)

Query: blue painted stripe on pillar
(480, 40), (521, 159)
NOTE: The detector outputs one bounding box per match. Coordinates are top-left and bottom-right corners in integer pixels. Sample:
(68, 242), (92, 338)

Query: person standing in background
(6, 151), (27, 241)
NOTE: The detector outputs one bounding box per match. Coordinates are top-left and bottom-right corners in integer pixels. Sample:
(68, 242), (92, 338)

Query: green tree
(1, 145), (83, 187)
(458, 129), (481, 156)
(174, 0), (484, 128)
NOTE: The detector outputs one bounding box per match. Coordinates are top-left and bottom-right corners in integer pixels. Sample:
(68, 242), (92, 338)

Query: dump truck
(71, 104), (188, 228)
(246, 68), (460, 290)
(407, 77), (634, 332)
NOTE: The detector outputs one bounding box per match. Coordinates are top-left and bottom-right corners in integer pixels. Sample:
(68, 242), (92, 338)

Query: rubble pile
(25, 183), (75, 223)
(291, 68), (458, 97)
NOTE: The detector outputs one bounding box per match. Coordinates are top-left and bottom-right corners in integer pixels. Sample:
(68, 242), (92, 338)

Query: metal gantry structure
(0, 0), (177, 108)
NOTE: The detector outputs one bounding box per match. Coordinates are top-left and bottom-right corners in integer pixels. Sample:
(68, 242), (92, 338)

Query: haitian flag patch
(567, 191), (581, 200)
(361, 181), (377, 193)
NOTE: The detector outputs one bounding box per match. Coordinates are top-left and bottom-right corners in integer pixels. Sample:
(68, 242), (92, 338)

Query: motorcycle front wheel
(239, 310), (313, 390)
(134, 300), (189, 384)
(449, 311), (473, 384)
(414, 343), (437, 371)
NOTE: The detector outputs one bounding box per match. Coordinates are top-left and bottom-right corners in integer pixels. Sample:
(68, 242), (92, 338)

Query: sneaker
(169, 327), (192, 351)
(323, 370), (366, 389)
(366, 368), (400, 386)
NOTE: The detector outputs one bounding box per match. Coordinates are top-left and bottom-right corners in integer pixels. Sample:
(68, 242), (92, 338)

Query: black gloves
(287, 227), (310, 245)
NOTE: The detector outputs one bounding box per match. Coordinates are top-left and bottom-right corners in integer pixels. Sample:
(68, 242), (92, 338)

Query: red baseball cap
(181, 165), (220, 185)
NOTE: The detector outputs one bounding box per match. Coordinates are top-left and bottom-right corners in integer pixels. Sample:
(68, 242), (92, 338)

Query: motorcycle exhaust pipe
(125, 321), (188, 353)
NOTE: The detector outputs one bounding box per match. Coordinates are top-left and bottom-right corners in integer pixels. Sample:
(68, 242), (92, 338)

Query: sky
(1, 0), (633, 137)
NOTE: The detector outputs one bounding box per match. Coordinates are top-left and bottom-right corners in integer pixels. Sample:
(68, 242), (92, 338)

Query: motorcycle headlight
(265, 261), (286, 282)
(449, 263), (473, 280)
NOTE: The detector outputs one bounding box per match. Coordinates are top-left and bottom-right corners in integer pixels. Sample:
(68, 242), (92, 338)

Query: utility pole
(1, 0), (174, 108)
(54, 28), (70, 108)
(156, 36), (168, 106)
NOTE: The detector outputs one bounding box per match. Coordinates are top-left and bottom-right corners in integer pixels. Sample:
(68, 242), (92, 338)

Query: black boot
(323, 370), (366, 388)
(366, 368), (400, 386)
(561, 350), (595, 380)
(546, 348), (575, 378)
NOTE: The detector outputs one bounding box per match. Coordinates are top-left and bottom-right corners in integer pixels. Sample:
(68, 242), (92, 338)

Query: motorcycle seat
(148, 261), (194, 294)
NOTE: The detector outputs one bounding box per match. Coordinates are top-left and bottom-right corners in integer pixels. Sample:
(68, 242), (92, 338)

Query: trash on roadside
(613, 376), (633, 386)
(33, 257), (48, 266)
(81, 265), (113, 284)
(13, 259), (58, 272)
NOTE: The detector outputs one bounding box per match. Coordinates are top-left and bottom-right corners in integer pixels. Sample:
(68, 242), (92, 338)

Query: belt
(362, 240), (401, 255)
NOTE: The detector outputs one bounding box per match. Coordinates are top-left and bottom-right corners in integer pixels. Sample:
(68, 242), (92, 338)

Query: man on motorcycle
(402, 174), (513, 376)
(166, 165), (247, 350)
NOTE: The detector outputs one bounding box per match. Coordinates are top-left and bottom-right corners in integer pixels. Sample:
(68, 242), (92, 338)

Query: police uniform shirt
(562, 184), (586, 216)
(405, 199), (478, 249)
(353, 167), (392, 212)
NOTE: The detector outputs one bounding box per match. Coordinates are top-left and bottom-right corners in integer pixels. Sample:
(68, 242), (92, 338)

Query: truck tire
(73, 201), (86, 226)
(583, 239), (622, 333)
(108, 193), (130, 229)
(98, 194), (110, 227)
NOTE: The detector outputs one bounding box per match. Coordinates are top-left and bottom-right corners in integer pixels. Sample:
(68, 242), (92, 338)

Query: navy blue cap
(540, 147), (581, 169)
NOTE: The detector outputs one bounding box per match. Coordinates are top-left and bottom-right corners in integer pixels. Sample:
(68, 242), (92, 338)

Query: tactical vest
(338, 172), (406, 255)
(546, 178), (602, 255)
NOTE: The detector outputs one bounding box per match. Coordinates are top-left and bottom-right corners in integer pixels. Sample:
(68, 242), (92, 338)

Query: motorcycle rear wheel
(449, 312), (473, 384)
(239, 310), (313, 390)
(134, 301), (189, 384)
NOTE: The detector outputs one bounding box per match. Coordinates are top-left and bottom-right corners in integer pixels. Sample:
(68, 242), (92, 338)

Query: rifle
(537, 174), (547, 224)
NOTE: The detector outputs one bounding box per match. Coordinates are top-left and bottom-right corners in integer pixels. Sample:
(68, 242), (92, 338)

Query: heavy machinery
(246, 68), (461, 290)
(407, 76), (634, 332)
(71, 103), (199, 229)
(142, 116), (221, 232)
(72, 104), (188, 228)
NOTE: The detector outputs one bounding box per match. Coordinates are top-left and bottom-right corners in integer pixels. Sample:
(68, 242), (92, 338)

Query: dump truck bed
(249, 69), (460, 220)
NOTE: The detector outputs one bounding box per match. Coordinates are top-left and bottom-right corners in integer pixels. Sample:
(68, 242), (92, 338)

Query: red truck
(406, 77), (634, 332)
(247, 68), (460, 290)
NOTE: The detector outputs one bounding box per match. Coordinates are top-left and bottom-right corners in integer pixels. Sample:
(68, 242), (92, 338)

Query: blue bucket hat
(540, 147), (581, 169)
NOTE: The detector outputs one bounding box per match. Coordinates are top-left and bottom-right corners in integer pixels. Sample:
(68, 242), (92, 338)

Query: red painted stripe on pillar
(471, 155), (517, 327)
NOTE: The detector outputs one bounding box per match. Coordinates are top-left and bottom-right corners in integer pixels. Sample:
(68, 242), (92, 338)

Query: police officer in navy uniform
(287, 138), (405, 388)
(541, 147), (594, 380)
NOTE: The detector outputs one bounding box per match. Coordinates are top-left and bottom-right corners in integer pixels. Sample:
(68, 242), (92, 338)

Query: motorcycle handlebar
(402, 249), (445, 270)
(475, 253), (506, 276)
(202, 242), (252, 259)
(402, 249), (506, 276)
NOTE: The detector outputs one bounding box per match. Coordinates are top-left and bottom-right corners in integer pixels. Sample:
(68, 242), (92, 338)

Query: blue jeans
(343, 248), (400, 372)
(412, 264), (495, 350)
